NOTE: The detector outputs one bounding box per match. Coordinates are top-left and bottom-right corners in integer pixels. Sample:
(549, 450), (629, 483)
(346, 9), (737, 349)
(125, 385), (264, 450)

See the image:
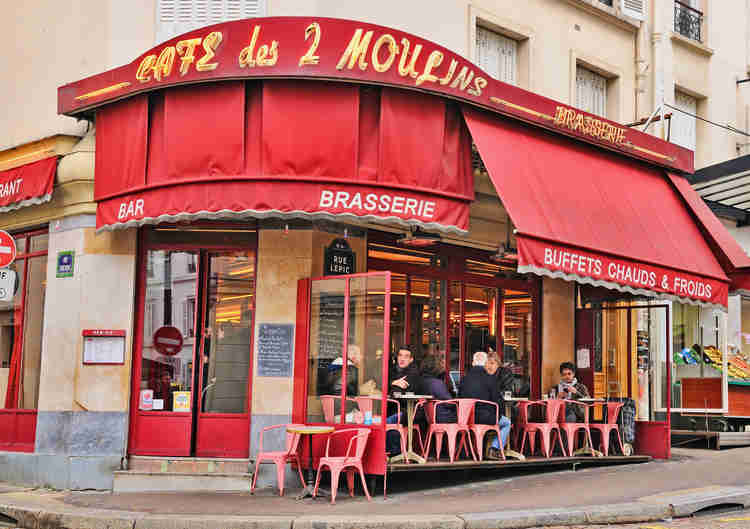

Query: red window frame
(366, 231), (542, 398)
(0, 227), (48, 452)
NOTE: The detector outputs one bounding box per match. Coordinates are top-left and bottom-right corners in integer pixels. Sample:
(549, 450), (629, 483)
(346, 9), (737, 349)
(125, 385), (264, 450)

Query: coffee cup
(504, 391), (512, 400)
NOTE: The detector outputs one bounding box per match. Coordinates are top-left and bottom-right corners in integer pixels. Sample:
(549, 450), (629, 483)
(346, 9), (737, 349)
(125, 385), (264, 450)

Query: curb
(2, 487), (750, 529)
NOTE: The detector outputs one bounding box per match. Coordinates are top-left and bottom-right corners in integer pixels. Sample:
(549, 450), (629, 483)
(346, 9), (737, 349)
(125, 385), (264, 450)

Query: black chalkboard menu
(257, 323), (294, 377)
(315, 294), (356, 393)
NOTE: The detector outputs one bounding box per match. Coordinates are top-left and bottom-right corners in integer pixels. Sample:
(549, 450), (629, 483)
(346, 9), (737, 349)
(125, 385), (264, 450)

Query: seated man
(386, 348), (422, 456)
(555, 361), (590, 423)
(460, 351), (511, 460)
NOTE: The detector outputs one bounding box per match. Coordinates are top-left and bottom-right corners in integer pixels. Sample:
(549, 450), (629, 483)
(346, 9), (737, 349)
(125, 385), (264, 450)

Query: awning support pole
(642, 103), (663, 135)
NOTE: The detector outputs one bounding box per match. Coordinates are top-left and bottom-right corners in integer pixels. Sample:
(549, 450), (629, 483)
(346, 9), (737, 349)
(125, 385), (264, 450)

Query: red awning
(94, 81), (473, 235)
(0, 157), (57, 213)
(463, 106), (729, 308)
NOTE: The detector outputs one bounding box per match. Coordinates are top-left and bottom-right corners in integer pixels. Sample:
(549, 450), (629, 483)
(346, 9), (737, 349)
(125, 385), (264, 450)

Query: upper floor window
(576, 65), (608, 118)
(476, 27), (518, 86)
(674, 0), (703, 42)
(671, 91), (697, 151)
(156, 0), (265, 43)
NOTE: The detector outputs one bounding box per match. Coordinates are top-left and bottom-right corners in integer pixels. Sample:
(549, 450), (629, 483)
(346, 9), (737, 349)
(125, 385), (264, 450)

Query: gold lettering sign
(335, 29), (487, 97)
(136, 31), (224, 83)
(553, 106), (627, 145)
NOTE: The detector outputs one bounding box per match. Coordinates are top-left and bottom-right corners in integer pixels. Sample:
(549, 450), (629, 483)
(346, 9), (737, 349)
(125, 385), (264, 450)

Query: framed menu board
(82, 329), (126, 365)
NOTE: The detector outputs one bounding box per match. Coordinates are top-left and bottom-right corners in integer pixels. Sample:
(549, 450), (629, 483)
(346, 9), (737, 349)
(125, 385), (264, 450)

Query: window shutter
(672, 91), (697, 151)
(157, 0), (264, 43)
(576, 66), (607, 117)
(621, 0), (646, 21)
(475, 26), (517, 86)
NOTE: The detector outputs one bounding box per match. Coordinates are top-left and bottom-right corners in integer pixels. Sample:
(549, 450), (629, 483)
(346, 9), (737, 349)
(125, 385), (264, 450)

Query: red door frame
(292, 271), (392, 475)
(128, 227), (258, 458)
(0, 228), (47, 453)
(575, 303), (671, 458)
(367, 240), (542, 397)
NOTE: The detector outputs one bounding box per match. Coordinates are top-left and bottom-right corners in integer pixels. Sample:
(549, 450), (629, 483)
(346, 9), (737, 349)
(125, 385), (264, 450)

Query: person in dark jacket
(327, 344), (362, 396)
(421, 354), (456, 423)
(483, 352), (512, 459)
(389, 348), (422, 395)
(386, 348), (423, 455)
(555, 361), (590, 423)
(460, 351), (510, 460)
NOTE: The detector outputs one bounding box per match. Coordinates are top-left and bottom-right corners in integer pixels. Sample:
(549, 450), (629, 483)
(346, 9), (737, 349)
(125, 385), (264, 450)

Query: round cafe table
(388, 394), (432, 464)
(287, 425), (334, 500)
(566, 398), (605, 457)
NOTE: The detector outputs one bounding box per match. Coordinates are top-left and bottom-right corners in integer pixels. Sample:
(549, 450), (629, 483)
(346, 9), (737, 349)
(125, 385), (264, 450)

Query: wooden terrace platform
(388, 454), (651, 473)
(672, 429), (750, 449)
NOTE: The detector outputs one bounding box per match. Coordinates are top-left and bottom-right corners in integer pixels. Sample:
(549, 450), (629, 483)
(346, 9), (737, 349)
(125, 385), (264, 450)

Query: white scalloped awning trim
(96, 208), (469, 237)
(0, 193), (52, 214)
(518, 263), (727, 311)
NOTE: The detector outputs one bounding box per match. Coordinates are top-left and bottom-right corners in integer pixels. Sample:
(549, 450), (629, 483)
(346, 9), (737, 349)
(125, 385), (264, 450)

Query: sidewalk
(1, 448), (750, 528)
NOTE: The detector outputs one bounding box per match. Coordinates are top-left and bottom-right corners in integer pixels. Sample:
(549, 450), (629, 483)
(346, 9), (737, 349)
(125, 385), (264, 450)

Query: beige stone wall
(541, 278), (576, 393)
(252, 227), (367, 417)
(1, 1), (155, 150)
(251, 229), (313, 416)
(37, 227), (136, 412)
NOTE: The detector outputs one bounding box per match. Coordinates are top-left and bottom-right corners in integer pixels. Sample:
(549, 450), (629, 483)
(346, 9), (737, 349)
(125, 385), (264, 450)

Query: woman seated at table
(554, 361), (590, 423)
(421, 354), (456, 423)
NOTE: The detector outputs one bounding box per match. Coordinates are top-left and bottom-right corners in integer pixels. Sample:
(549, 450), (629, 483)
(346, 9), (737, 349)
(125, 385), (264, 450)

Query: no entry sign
(153, 326), (184, 356)
(0, 231), (16, 268)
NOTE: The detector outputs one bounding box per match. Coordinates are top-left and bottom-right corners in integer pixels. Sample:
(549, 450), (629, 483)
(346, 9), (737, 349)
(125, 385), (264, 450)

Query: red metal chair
(469, 399), (505, 461)
(313, 427), (372, 504)
(518, 400), (565, 458)
(589, 401), (625, 456)
(250, 423), (306, 496)
(422, 399), (477, 463)
(558, 399), (593, 457)
(319, 395), (339, 423)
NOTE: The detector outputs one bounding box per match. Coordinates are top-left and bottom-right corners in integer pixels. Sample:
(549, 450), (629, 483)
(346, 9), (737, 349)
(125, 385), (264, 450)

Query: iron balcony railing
(674, 1), (703, 42)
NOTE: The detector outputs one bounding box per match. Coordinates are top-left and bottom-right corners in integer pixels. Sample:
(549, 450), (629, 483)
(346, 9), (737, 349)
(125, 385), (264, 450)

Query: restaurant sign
(58, 17), (691, 173)
(518, 237), (728, 307)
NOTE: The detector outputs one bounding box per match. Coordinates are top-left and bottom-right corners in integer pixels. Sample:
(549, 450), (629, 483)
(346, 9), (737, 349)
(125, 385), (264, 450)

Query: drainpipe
(634, 7), (649, 122)
(651, 0), (668, 140)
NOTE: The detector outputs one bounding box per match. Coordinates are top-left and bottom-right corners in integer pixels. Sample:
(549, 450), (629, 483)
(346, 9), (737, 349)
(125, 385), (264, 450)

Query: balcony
(674, 1), (703, 42)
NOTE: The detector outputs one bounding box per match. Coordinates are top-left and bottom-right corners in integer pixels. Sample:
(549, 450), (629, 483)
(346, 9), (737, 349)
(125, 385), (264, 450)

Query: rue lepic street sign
(0, 230), (17, 302)
(324, 238), (356, 276)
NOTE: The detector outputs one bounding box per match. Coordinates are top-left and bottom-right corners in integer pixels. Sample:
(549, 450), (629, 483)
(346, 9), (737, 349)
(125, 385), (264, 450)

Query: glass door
(130, 229), (256, 458)
(194, 251), (255, 457)
(134, 249), (201, 456)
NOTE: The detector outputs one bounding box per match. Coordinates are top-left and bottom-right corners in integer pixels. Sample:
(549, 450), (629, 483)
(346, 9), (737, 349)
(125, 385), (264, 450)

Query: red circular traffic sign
(0, 231), (16, 268)
(153, 326), (184, 356)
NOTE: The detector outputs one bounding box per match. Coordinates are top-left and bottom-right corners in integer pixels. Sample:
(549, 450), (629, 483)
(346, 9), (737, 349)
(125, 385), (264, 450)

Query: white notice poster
(83, 335), (126, 364)
(576, 348), (591, 369)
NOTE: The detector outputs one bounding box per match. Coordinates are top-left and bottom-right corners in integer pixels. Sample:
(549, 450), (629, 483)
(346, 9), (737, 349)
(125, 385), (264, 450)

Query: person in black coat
(460, 351), (510, 459)
(385, 348), (423, 455)
(459, 352), (499, 424)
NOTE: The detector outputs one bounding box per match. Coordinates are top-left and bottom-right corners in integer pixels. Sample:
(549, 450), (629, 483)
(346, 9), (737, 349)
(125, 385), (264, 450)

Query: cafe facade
(0, 16), (745, 490)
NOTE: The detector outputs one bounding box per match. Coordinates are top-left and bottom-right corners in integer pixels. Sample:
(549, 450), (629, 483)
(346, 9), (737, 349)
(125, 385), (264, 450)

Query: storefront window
(306, 274), (388, 424)
(666, 303), (726, 411)
(367, 236), (537, 397)
(199, 252), (254, 414)
(464, 284), (496, 371)
(0, 229), (47, 410)
(503, 290), (532, 397)
(409, 277), (446, 366)
(140, 250), (199, 412)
